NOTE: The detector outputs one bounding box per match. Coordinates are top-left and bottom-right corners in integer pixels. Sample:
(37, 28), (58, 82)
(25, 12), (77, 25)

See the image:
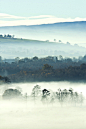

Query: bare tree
(31, 85), (41, 104)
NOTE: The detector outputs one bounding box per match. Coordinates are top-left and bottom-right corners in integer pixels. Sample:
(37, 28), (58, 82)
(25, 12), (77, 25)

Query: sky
(0, 0), (86, 26)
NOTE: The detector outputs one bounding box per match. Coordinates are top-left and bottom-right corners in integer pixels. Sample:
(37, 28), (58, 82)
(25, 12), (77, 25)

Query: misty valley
(1, 0), (86, 128)
(0, 25), (86, 129)
(0, 50), (86, 129)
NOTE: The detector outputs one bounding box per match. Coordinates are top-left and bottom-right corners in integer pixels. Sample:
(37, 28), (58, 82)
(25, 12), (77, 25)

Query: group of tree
(1, 54), (86, 82)
(7, 63), (86, 82)
(16, 54), (86, 64)
(0, 34), (15, 38)
(0, 55), (86, 77)
(0, 75), (11, 83)
(2, 88), (22, 99)
(2, 85), (84, 106)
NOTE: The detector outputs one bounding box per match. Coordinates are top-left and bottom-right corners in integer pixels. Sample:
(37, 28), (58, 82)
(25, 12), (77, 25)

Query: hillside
(0, 37), (42, 43)
(1, 21), (86, 45)
(0, 36), (86, 58)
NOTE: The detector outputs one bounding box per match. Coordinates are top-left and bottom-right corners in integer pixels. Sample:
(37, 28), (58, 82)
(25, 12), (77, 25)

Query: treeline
(2, 85), (84, 106)
(1, 55), (86, 82)
(8, 63), (86, 82)
(0, 34), (15, 38)
(1, 55), (86, 76)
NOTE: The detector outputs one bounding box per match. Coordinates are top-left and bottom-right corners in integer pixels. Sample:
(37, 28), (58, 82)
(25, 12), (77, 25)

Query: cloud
(0, 13), (25, 19)
(0, 13), (86, 27)
(28, 15), (55, 19)
(0, 13), (54, 19)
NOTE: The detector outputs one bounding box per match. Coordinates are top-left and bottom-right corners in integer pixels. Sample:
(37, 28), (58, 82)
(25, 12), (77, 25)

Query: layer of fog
(1, 81), (86, 96)
(0, 81), (86, 129)
(0, 41), (86, 58)
(0, 103), (86, 129)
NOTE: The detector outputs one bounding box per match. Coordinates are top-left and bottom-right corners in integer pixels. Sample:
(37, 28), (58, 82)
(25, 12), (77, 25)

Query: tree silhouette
(31, 85), (41, 104)
(2, 88), (22, 99)
(41, 89), (50, 104)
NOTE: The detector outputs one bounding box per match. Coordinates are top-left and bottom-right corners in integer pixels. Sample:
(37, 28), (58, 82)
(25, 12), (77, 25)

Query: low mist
(1, 81), (85, 96)
(0, 81), (86, 129)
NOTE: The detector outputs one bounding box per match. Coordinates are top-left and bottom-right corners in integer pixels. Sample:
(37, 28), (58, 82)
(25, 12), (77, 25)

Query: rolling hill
(0, 21), (86, 46)
(0, 36), (86, 58)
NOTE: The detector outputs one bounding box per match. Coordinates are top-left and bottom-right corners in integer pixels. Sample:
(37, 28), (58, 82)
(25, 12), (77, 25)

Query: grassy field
(0, 37), (49, 44)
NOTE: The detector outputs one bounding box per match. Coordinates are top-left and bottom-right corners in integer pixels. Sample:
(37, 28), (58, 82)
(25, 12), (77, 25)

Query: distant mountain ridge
(1, 21), (86, 28)
(0, 21), (86, 46)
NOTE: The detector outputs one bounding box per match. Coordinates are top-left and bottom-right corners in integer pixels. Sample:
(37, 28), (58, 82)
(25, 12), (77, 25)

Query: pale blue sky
(0, 0), (86, 18)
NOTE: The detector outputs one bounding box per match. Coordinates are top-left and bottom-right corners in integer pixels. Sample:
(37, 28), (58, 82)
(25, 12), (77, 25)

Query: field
(0, 100), (86, 129)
